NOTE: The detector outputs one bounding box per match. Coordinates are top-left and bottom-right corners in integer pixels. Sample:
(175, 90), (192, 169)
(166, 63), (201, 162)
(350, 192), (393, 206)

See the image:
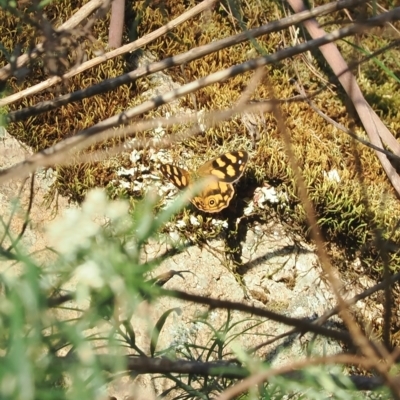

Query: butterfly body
(160, 151), (248, 213)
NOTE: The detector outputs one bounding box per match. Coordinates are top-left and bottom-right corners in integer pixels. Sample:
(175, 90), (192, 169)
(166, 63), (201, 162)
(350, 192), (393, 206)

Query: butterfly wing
(196, 150), (248, 183)
(159, 164), (191, 189)
(191, 181), (234, 213)
(160, 150), (248, 213)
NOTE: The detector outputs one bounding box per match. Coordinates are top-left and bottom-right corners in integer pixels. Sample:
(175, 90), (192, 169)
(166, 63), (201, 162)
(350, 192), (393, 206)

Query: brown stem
(108, 0), (125, 48)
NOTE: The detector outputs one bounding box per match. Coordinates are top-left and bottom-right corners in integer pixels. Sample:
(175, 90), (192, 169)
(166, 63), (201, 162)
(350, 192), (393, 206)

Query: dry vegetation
(1, 0), (400, 397)
(1, 0), (399, 258)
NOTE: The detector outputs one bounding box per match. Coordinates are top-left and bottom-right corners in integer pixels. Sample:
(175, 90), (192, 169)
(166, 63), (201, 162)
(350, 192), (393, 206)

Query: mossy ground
(1, 0), (400, 320)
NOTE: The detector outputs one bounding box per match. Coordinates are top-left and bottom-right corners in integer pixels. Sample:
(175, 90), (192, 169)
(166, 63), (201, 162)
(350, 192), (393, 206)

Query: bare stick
(288, 1), (400, 195)
(108, 0), (125, 48)
(217, 353), (399, 400)
(4, 0), (363, 116)
(0, 0), (107, 81)
(287, 0), (400, 397)
(1, 9), (399, 183)
(0, 0), (217, 107)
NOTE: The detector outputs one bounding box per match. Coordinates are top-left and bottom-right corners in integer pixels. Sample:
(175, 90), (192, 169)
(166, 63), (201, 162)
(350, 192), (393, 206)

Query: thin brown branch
(287, 0), (400, 397)
(0, 0), (218, 108)
(3, 0), (363, 116)
(292, 78), (400, 159)
(381, 235), (393, 351)
(124, 354), (390, 391)
(250, 271), (400, 354)
(108, 0), (125, 48)
(289, 1), (400, 195)
(293, 46), (399, 355)
(0, 175), (29, 247)
(0, 8), (398, 185)
(265, 66), (369, 353)
(6, 174), (35, 252)
(48, 284), (351, 342)
(163, 288), (352, 343)
(0, 0), (108, 81)
(50, 352), (393, 392)
(217, 353), (399, 399)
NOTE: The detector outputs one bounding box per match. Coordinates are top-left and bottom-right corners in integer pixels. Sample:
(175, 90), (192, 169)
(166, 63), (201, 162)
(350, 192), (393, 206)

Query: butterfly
(160, 151), (248, 213)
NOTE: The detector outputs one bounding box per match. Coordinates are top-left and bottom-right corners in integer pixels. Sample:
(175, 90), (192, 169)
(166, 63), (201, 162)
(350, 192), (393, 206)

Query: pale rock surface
(0, 129), (382, 399)
(109, 225), (342, 398)
(0, 128), (71, 260)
